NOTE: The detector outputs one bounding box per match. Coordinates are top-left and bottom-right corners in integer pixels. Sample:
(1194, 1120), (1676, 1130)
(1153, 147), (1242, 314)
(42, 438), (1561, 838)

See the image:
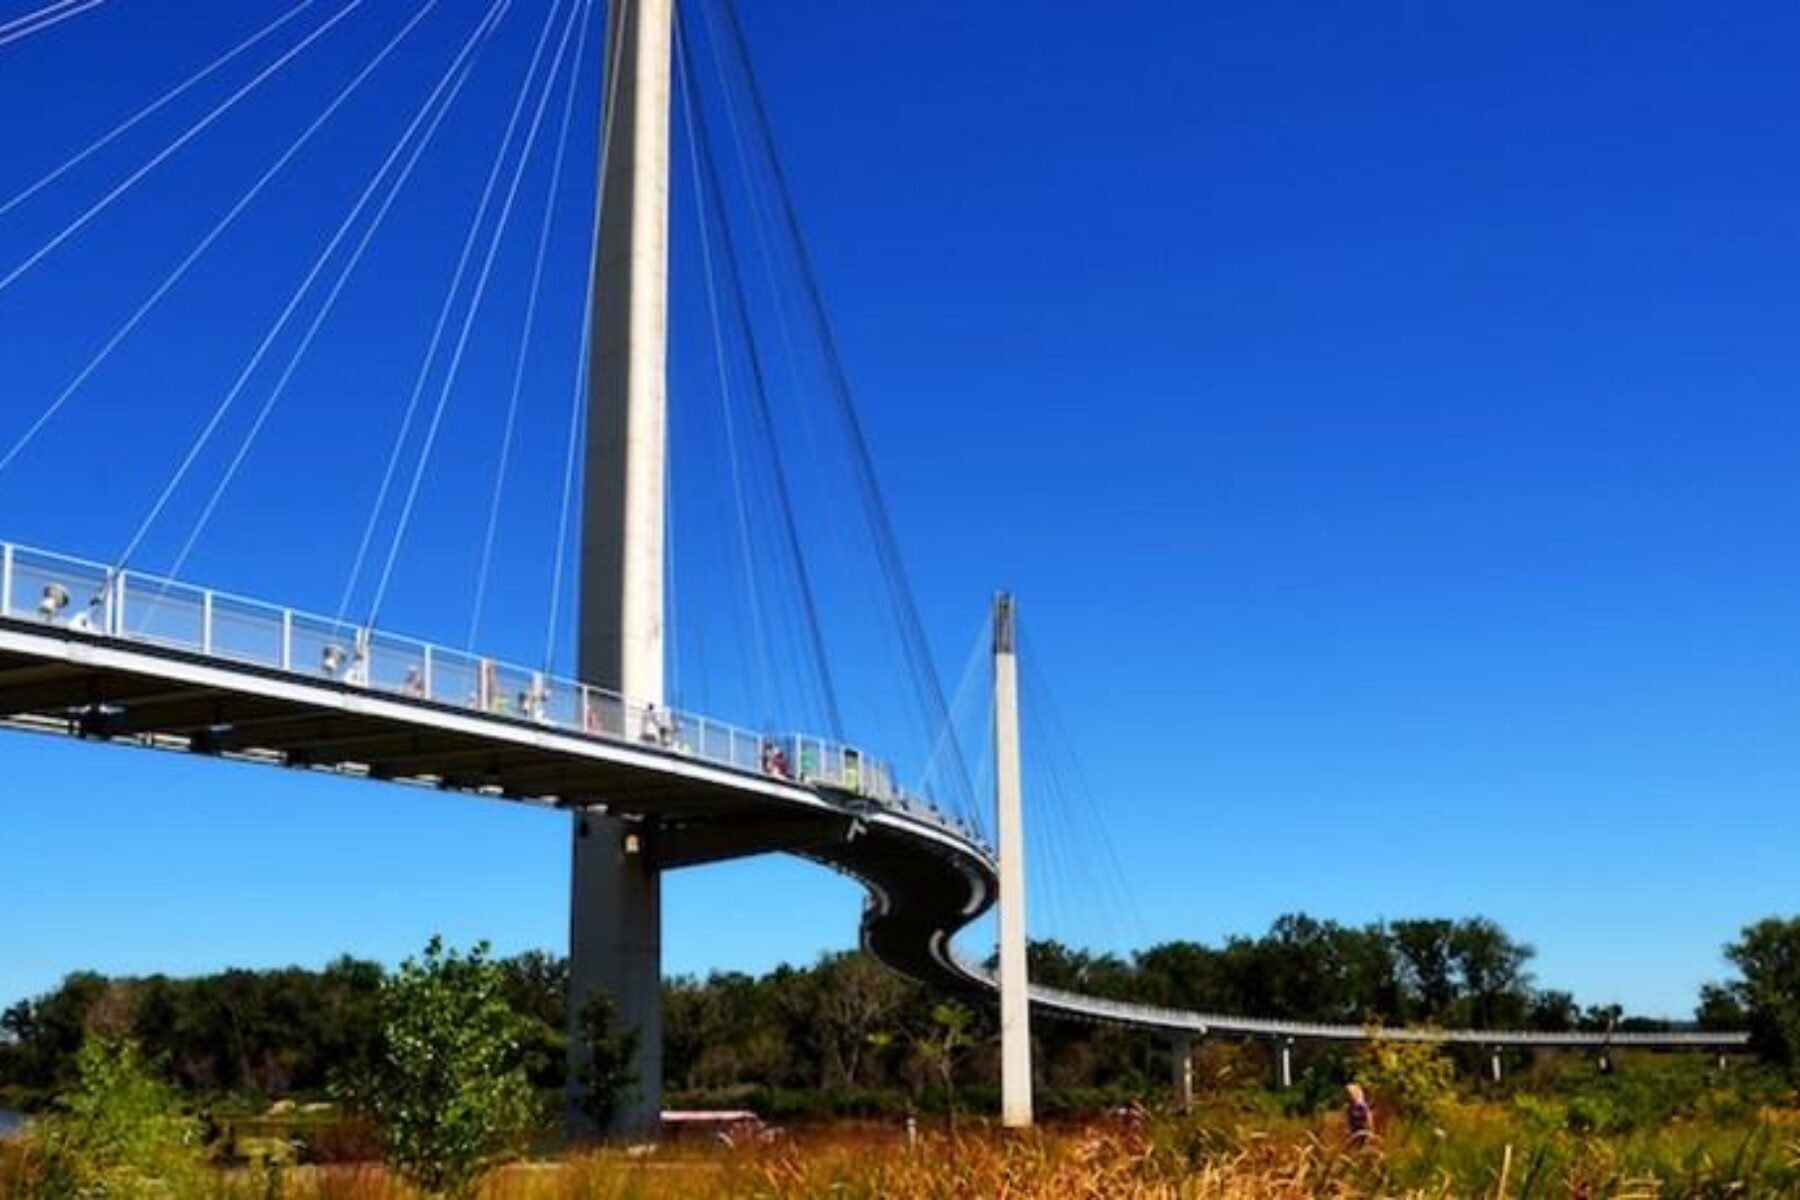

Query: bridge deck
(0, 539), (1748, 1052)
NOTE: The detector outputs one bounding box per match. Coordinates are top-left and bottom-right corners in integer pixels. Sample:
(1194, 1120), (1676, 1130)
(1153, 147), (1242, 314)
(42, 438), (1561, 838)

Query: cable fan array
(0, 0), (996, 834)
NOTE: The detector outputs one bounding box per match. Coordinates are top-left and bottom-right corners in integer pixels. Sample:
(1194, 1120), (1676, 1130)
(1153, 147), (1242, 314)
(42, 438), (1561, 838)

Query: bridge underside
(0, 615), (994, 989)
(0, 616), (1748, 1055)
(0, 618), (834, 837)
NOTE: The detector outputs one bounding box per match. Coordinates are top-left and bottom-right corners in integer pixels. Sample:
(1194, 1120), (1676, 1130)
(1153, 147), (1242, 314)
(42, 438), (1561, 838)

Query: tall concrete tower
(993, 592), (1034, 1127)
(569, 0), (673, 1138)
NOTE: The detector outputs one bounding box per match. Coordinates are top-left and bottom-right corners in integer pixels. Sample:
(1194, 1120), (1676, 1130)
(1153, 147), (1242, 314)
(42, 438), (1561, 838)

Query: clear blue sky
(3, 0), (1800, 1021)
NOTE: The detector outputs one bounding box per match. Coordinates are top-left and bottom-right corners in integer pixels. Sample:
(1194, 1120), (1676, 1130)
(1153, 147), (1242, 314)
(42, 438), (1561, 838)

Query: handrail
(0, 538), (981, 845)
(944, 956), (1748, 1048)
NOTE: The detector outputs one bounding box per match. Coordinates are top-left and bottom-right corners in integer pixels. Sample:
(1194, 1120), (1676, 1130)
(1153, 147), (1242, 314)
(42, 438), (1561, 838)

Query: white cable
(466, 0), (593, 651)
(0, 0), (364, 298)
(0, 0), (366, 480)
(0, 1), (318, 222)
(114, 0), (448, 571)
(336, 0), (571, 623)
(675, 40), (776, 719)
(155, 4), (509, 588)
(0, 0), (81, 38)
(0, 0), (100, 50)
(542, 0), (632, 672)
(362, 0), (582, 629)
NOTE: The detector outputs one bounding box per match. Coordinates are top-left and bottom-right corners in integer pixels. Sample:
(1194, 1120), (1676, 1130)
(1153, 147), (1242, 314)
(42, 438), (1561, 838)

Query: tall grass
(7, 1107), (1800, 1198)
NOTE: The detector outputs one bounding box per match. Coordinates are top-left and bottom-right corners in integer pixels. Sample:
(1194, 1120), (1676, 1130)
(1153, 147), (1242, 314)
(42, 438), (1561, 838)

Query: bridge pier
(1275, 1037), (1294, 1089)
(568, 812), (662, 1137)
(1171, 1036), (1194, 1111)
(1489, 1047), (1503, 1084)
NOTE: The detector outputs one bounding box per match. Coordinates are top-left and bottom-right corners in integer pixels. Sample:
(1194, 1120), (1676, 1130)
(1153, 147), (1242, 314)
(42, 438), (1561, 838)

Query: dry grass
(8, 1111), (1800, 1199)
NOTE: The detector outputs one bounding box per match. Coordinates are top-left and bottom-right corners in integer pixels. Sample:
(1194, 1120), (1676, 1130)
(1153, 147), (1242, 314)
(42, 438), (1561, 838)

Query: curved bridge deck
(0, 540), (1747, 1054)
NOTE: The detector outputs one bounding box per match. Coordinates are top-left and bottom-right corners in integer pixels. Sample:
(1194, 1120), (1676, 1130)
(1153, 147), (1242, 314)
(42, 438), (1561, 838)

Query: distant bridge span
(0, 540), (1746, 1059)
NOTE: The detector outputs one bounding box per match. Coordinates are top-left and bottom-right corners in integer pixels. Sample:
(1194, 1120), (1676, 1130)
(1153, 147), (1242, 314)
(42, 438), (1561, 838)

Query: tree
(1704, 917), (1800, 1073)
(1391, 920), (1459, 1020)
(341, 937), (539, 1197)
(574, 991), (640, 1134)
(911, 1002), (974, 1127)
(806, 952), (910, 1088)
(28, 1036), (206, 1199)
(1448, 918), (1534, 1029)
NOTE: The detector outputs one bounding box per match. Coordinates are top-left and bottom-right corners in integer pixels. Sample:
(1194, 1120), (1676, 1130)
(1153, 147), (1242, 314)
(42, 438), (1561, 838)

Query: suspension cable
(0, 0), (377, 482)
(112, 0), (451, 573)
(337, 0), (572, 625)
(673, 37), (777, 722)
(0, 0), (365, 298)
(0, 2), (318, 222)
(467, 0), (595, 652)
(677, 15), (844, 739)
(363, 0), (585, 631)
(705, 0), (977, 819)
(0, 0), (102, 51)
(155, 4), (512, 590)
(0, 0), (84, 38)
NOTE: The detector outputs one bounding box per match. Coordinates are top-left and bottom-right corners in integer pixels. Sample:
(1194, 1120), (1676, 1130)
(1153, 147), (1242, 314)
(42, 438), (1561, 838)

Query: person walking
(1345, 1083), (1375, 1146)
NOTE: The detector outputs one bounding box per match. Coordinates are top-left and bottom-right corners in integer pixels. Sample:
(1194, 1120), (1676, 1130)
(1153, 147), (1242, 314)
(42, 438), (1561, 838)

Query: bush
(1352, 1031), (1457, 1123)
(22, 1037), (206, 1199)
(338, 937), (540, 1197)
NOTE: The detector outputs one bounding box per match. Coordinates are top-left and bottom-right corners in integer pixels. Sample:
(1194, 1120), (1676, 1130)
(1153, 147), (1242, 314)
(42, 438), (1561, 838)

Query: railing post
(110, 571), (127, 637)
(422, 645), (434, 700)
(280, 611), (293, 671)
(201, 590), (214, 655)
(0, 543), (11, 618)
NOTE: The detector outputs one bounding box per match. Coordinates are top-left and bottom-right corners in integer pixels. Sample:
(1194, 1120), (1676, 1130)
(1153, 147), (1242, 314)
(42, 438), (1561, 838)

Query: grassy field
(9, 1105), (1800, 1199)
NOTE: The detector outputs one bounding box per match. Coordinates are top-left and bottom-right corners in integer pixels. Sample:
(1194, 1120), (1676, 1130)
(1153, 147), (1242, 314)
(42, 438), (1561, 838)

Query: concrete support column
(993, 594), (1033, 1129)
(568, 812), (662, 1136)
(1171, 1036), (1194, 1112)
(570, 0), (674, 1141)
(1489, 1047), (1503, 1084)
(1276, 1038), (1294, 1090)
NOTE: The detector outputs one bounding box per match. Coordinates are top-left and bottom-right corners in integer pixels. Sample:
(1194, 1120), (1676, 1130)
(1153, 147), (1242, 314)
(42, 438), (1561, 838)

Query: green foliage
(1352, 1030), (1457, 1122)
(339, 937), (539, 1197)
(1704, 916), (1800, 1075)
(25, 1036), (206, 1199)
(572, 991), (639, 1133)
(910, 1003), (974, 1126)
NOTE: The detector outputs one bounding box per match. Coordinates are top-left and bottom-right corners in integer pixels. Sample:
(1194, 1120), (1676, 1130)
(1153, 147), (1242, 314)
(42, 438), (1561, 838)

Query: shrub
(23, 1036), (206, 1199)
(1352, 1030), (1457, 1123)
(338, 937), (540, 1197)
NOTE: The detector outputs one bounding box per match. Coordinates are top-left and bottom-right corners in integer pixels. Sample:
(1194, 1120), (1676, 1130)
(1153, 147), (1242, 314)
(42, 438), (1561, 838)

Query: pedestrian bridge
(0, 538), (1745, 1057)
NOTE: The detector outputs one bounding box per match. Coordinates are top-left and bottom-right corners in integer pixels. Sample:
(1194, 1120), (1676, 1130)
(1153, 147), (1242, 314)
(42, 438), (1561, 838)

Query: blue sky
(3, 0), (1800, 1020)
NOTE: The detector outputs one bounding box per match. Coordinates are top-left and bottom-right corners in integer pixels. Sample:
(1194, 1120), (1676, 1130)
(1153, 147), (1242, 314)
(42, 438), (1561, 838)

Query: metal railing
(0, 540), (978, 843)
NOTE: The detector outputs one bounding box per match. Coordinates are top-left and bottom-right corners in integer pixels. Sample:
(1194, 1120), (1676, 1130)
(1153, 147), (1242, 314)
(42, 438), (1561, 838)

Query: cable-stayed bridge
(0, 0), (1746, 1135)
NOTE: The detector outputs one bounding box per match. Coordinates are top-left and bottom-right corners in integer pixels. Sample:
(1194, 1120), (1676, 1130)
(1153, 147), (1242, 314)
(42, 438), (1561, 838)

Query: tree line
(4, 912), (1796, 1108)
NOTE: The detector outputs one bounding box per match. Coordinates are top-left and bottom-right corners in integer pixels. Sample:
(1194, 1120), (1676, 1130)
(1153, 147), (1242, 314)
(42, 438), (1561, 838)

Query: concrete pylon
(1171, 1036), (1194, 1112)
(1275, 1038), (1294, 1089)
(994, 593), (1033, 1128)
(569, 0), (673, 1141)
